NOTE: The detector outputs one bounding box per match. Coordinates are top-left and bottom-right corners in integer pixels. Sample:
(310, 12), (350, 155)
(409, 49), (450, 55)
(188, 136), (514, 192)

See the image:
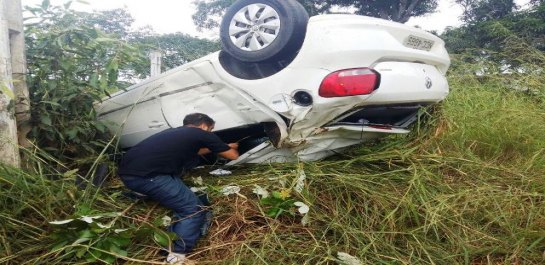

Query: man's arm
(218, 143), (239, 160)
(198, 148), (211, 156)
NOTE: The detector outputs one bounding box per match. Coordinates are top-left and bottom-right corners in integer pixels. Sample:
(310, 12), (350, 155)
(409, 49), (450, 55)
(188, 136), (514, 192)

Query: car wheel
(220, 0), (309, 63)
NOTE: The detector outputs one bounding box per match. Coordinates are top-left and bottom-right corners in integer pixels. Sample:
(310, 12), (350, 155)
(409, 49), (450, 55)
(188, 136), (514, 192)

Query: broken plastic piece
(221, 185), (241, 195)
(209, 168), (232, 176)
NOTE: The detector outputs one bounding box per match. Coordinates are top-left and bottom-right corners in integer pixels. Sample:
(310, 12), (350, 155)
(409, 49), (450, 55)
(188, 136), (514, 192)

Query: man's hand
(219, 143), (239, 160)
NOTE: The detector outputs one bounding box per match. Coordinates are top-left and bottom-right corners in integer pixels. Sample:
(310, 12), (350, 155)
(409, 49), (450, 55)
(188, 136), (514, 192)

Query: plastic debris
(192, 176), (204, 185)
(294, 201), (309, 214)
(161, 216), (172, 227)
(190, 186), (208, 193)
(336, 252), (363, 265)
(252, 185), (269, 198)
(301, 213), (310, 226)
(209, 168), (232, 176)
(295, 169), (306, 193)
(221, 185), (241, 196)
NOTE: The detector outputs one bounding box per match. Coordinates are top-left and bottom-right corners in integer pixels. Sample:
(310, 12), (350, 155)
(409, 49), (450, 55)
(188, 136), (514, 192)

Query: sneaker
(166, 253), (186, 264)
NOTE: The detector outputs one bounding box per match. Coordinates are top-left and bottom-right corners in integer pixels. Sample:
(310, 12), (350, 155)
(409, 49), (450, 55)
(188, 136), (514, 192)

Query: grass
(1, 70), (545, 264)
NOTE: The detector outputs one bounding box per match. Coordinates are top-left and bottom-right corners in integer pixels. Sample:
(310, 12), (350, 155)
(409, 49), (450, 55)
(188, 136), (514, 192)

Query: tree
(24, 2), (147, 161)
(23, 1), (222, 162)
(443, 1), (545, 53)
(318, 0), (439, 23)
(129, 32), (220, 77)
(192, 0), (439, 30)
(455, 0), (517, 23)
(441, 2), (545, 74)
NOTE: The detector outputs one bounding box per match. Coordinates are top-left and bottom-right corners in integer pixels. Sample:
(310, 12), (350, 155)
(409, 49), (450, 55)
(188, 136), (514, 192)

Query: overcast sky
(21, 0), (532, 38)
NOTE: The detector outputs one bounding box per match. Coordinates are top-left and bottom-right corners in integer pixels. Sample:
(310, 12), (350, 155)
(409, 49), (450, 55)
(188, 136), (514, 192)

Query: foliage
(441, 2), (545, 73)
(259, 190), (296, 218)
(129, 32), (220, 77)
(23, 1), (220, 162)
(455, 0), (518, 23)
(2, 60), (545, 263)
(6, 1), (545, 264)
(192, 0), (439, 30)
(24, 2), (147, 161)
(318, 0), (439, 22)
(0, 150), (180, 264)
(49, 213), (132, 264)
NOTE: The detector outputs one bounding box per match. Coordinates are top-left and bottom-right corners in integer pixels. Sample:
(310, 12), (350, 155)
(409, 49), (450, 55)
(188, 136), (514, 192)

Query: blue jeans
(120, 174), (207, 254)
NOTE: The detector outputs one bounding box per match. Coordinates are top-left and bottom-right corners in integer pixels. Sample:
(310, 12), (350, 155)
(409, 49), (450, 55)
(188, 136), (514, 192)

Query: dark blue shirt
(118, 127), (230, 177)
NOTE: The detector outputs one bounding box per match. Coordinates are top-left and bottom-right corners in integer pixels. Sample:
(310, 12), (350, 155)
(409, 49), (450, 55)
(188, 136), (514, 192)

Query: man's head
(183, 113), (215, 132)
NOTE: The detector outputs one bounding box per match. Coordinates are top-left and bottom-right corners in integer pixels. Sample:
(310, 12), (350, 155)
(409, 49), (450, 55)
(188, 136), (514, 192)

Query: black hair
(183, 113), (215, 127)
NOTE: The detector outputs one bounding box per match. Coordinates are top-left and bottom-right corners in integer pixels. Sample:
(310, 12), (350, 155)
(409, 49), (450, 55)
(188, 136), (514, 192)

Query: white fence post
(150, 50), (162, 77)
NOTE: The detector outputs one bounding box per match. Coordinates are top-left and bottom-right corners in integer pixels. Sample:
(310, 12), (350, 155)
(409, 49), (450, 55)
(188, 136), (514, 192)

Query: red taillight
(319, 68), (380, 98)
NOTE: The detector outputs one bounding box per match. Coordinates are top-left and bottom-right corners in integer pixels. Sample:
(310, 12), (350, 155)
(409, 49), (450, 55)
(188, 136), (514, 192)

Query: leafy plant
(49, 213), (132, 264)
(259, 190), (297, 218)
(24, 1), (147, 162)
(49, 211), (178, 264)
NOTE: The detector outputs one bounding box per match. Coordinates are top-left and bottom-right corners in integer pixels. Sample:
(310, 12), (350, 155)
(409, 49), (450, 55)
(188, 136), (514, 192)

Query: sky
(21, 0), (533, 38)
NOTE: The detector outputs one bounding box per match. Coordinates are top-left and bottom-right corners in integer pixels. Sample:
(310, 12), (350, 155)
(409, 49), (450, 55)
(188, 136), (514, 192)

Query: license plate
(403, 35), (434, 51)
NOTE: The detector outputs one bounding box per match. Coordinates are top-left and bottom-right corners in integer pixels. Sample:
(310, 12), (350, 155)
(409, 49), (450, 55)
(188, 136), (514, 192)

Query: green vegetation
(192, 0), (439, 29)
(1, 1), (543, 264)
(2, 69), (544, 264)
(24, 2), (219, 164)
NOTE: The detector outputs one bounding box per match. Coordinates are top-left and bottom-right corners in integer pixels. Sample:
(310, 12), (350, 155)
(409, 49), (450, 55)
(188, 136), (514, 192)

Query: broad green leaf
(51, 240), (69, 252)
(65, 128), (78, 140)
(78, 229), (96, 240)
(272, 191), (283, 199)
(109, 244), (127, 257)
(153, 231), (171, 247)
(75, 247), (87, 258)
(85, 253), (97, 263)
(111, 236), (130, 247)
(73, 237), (92, 245)
(41, 115), (52, 126)
(103, 254), (116, 264)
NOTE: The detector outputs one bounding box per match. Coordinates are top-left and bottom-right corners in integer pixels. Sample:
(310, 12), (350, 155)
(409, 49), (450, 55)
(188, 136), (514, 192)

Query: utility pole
(0, 0), (29, 167)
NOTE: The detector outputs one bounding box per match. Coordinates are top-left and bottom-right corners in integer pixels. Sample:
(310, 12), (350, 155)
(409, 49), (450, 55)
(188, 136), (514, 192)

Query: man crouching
(118, 113), (239, 264)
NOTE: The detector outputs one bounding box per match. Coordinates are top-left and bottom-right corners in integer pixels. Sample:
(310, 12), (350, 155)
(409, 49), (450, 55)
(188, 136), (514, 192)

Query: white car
(96, 0), (450, 165)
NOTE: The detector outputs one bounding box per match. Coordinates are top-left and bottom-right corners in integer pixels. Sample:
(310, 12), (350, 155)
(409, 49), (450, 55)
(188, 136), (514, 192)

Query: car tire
(220, 0), (309, 63)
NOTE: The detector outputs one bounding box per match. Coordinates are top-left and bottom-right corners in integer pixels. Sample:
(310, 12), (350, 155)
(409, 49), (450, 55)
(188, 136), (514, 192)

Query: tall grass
(1, 68), (545, 264)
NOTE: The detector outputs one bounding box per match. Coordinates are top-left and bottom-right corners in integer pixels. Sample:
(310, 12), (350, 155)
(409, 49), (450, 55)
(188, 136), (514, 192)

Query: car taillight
(319, 68), (380, 98)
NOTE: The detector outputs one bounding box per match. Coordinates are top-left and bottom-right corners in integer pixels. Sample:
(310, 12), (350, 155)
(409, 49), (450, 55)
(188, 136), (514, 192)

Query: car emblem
(425, 77), (432, 89)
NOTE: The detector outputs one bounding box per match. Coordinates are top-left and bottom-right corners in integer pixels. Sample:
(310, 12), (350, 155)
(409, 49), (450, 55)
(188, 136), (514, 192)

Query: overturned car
(96, 0), (450, 165)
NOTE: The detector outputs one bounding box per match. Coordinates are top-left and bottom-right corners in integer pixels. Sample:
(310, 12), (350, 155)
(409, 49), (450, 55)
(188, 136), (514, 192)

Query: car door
(97, 79), (168, 148)
(158, 60), (287, 135)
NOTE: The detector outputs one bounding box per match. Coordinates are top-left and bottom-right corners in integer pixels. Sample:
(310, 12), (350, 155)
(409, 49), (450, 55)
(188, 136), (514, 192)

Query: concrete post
(150, 50), (162, 77)
(0, 0), (20, 166)
(7, 0), (30, 149)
